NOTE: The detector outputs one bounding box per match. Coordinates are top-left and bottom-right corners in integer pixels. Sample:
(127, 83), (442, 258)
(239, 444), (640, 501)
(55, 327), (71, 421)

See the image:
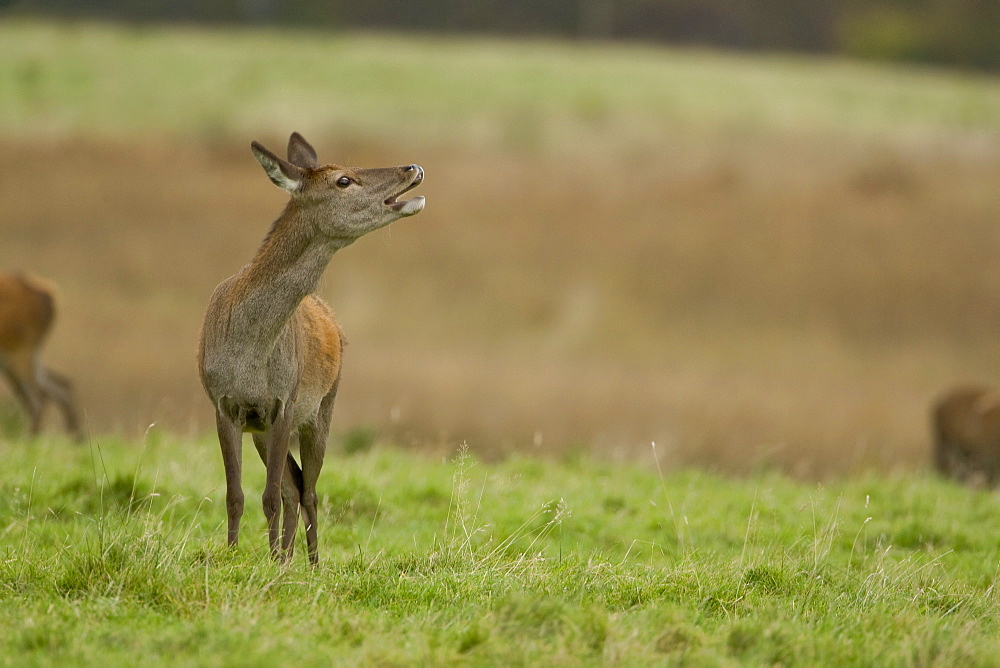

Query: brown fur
(931, 384), (1000, 487)
(296, 297), (345, 394)
(0, 271), (82, 440)
(197, 133), (423, 564)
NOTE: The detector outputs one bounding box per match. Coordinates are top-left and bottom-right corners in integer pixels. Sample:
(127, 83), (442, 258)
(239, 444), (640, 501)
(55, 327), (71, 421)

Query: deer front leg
(253, 433), (303, 560)
(299, 381), (338, 565)
(262, 409), (293, 562)
(215, 409), (244, 549)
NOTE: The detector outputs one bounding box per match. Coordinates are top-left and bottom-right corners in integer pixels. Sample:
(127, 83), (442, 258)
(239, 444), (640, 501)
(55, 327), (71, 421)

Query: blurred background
(1, 1), (999, 477)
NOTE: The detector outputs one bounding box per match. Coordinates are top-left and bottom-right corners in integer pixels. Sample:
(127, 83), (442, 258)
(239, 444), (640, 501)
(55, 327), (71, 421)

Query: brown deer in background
(931, 384), (1000, 487)
(198, 133), (424, 563)
(0, 271), (83, 441)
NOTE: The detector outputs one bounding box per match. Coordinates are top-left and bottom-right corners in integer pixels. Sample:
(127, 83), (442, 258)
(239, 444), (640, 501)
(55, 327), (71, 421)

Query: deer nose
(404, 164), (423, 182)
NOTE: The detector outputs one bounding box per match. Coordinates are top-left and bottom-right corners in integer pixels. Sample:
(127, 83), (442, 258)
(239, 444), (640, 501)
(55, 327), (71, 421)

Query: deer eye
(336, 176), (353, 188)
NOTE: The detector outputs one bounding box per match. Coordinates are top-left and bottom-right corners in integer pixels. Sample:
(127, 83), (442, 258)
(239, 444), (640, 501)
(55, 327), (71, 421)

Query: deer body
(0, 271), (82, 440)
(200, 222), (344, 432)
(931, 384), (1000, 487)
(198, 133), (424, 563)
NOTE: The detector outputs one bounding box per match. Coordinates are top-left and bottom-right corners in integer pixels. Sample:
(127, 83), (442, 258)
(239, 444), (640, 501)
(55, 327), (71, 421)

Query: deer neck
(228, 201), (341, 346)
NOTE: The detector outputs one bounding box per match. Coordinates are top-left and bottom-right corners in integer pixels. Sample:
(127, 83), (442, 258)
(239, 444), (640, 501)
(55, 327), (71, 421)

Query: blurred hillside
(6, 0), (1000, 70)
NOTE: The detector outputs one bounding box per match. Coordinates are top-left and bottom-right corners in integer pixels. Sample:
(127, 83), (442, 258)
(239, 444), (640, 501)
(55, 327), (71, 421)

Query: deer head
(250, 133), (424, 246)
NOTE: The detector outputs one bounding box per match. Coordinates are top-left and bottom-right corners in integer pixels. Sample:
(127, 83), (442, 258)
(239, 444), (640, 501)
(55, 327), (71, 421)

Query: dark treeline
(6, 0), (1000, 70)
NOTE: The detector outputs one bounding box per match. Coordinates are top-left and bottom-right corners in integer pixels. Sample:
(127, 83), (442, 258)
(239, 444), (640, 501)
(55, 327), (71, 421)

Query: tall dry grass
(2, 21), (1000, 476)
(2, 129), (999, 477)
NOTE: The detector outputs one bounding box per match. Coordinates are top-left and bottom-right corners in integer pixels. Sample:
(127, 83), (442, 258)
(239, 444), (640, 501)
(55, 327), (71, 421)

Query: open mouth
(384, 167), (425, 216)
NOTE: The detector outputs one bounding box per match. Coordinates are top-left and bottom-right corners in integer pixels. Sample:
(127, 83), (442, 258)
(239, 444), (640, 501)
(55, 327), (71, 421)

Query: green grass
(2, 19), (999, 148)
(1, 434), (997, 665)
(2, 19), (1000, 664)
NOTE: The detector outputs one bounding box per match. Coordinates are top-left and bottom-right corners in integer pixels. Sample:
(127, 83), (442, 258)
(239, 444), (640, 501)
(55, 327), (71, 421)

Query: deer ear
(287, 132), (319, 169)
(251, 141), (305, 193)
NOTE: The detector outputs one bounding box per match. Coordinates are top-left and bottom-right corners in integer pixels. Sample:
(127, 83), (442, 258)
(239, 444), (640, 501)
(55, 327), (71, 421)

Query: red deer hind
(197, 133), (424, 563)
(931, 384), (1000, 487)
(0, 271), (82, 441)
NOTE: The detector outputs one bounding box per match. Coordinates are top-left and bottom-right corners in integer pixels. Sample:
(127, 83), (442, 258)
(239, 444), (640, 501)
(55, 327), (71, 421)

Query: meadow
(1, 18), (1000, 664)
(1, 433), (998, 664)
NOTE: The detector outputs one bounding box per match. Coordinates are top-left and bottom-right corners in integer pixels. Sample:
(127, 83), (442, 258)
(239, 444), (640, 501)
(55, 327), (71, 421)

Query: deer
(197, 132), (424, 564)
(930, 384), (1000, 488)
(0, 271), (83, 441)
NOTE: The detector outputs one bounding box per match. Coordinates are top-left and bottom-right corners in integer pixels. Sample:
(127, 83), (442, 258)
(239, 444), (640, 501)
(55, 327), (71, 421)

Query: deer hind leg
(252, 433), (303, 559)
(0, 351), (46, 436)
(299, 379), (339, 566)
(215, 408), (244, 550)
(37, 366), (83, 442)
(932, 426), (972, 483)
(944, 444), (981, 486)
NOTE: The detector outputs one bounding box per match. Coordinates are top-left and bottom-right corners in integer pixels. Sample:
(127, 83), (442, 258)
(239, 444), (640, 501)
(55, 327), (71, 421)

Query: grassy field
(0, 20), (999, 665)
(2, 19), (1000, 475)
(1, 434), (998, 664)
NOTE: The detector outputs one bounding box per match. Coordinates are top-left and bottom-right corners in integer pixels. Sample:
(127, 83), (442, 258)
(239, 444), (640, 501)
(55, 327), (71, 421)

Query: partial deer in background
(931, 384), (1000, 487)
(198, 132), (425, 564)
(0, 271), (83, 441)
